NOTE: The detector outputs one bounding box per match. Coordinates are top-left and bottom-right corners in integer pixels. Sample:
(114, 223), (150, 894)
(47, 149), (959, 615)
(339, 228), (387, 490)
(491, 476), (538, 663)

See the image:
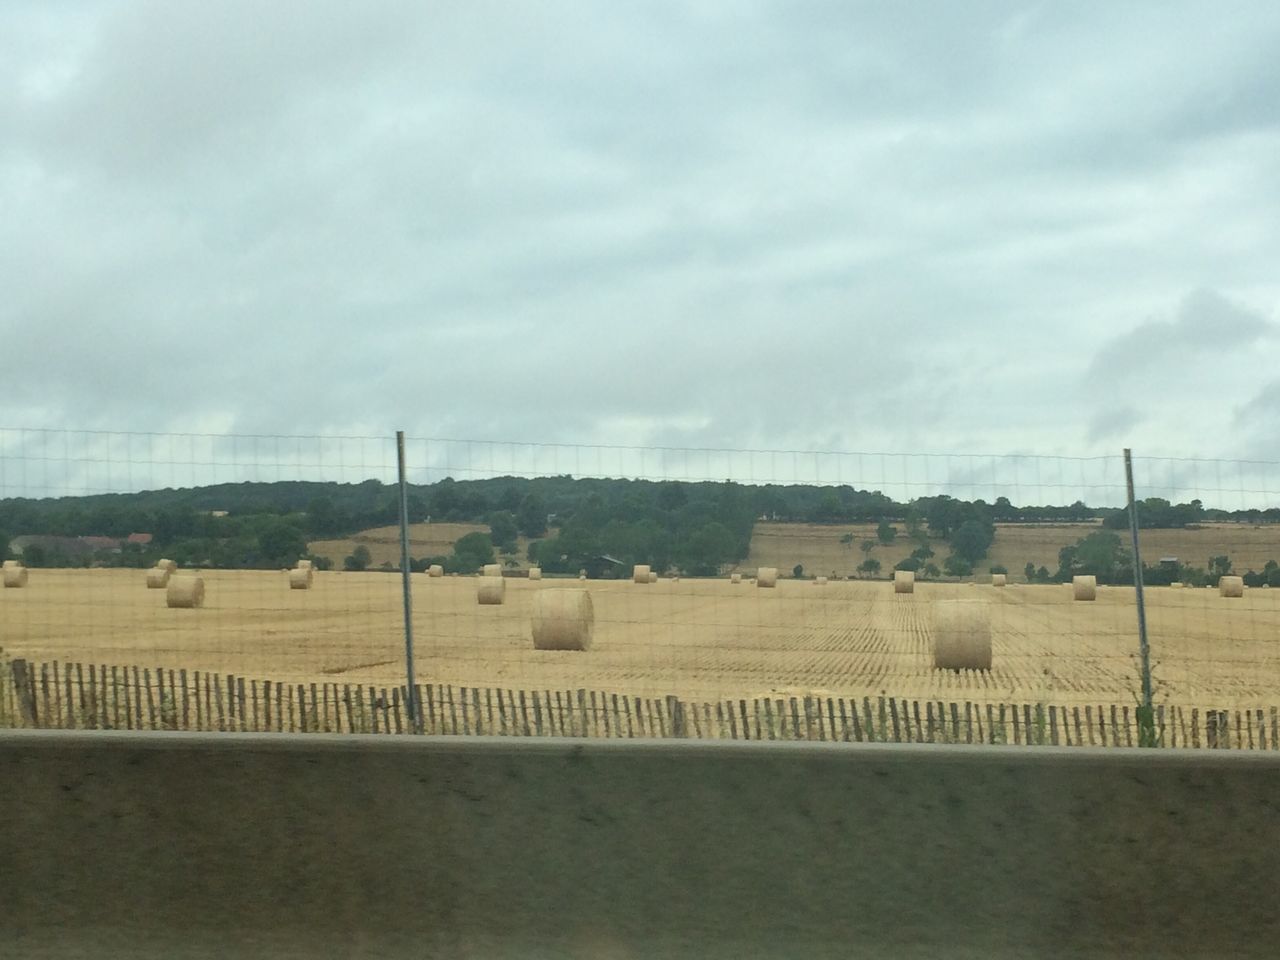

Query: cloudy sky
(2, 0), (1279, 495)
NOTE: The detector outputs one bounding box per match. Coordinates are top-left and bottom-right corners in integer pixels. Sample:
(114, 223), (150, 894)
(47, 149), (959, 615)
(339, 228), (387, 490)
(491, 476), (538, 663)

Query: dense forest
(1, 475), (1277, 581)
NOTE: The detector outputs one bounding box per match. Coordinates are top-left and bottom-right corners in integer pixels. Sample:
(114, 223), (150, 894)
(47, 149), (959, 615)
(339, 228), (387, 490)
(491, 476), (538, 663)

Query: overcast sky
(2, 1), (1279, 496)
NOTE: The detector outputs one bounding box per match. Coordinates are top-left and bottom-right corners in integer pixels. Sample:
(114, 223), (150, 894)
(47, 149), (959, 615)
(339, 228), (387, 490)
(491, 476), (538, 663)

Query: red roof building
(126, 533), (154, 546)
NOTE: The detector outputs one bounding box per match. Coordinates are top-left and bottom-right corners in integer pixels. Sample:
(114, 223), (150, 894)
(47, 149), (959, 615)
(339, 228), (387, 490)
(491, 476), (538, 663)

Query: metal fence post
(1124, 449), (1155, 746)
(396, 431), (422, 734)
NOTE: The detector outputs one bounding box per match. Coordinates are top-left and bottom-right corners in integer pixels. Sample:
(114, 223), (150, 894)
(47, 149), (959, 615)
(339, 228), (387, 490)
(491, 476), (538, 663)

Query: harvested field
(2, 569), (1279, 711)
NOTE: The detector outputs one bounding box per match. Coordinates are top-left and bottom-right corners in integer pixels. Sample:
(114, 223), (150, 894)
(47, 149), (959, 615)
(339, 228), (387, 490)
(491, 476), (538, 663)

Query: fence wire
(1, 428), (1278, 744)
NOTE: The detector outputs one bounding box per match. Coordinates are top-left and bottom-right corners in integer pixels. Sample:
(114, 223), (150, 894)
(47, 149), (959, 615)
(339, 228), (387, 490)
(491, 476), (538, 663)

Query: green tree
(876, 520), (897, 545)
(451, 532), (495, 573)
(488, 511), (518, 550)
(943, 554), (973, 577)
(676, 522), (735, 576)
(306, 497), (338, 536)
(516, 494), (547, 538)
(895, 557), (922, 572)
(258, 519), (307, 568)
(1208, 555), (1233, 578)
(793, 564), (804, 579)
(656, 482), (688, 512)
(343, 545), (372, 571)
(922, 562), (940, 579)
(950, 520), (994, 565)
(857, 557), (881, 576)
(839, 532), (855, 547)
(990, 564), (1008, 575)
(0, 527), (10, 561)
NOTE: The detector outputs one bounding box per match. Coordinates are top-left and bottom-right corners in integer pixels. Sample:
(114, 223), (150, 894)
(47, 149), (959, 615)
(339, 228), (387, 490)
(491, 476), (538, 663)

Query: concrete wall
(2, 731), (1278, 959)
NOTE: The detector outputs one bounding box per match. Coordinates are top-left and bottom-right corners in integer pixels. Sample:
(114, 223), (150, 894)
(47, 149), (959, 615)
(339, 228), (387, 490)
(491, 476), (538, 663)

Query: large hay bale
(816, 576), (828, 585)
(145, 567), (170, 589)
(289, 569), (312, 590)
(477, 576), (506, 605)
(166, 576), (205, 609)
(3, 564), (28, 588)
(482, 563), (502, 578)
(932, 600), (993, 671)
(427, 564), (444, 578)
(528, 567), (542, 581)
(991, 573), (1007, 587)
(647, 571), (657, 583)
(156, 558), (178, 574)
(1073, 575), (1097, 601)
(633, 564), (651, 584)
(894, 570), (915, 594)
(757, 567), (778, 588)
(1220, 576), (1244, 598)
(731, 573), (742, 584)
(531, 589), (593, 651)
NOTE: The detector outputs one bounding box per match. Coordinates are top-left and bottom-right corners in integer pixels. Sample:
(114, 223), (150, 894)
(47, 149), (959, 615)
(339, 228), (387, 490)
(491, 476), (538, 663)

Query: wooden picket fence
(2, 656), (1277, 750)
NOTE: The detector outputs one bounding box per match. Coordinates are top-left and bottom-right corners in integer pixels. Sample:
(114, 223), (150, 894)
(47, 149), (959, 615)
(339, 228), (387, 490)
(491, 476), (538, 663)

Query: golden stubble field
(749, 521), (1280, 579)
(3, 568), (1279, 710)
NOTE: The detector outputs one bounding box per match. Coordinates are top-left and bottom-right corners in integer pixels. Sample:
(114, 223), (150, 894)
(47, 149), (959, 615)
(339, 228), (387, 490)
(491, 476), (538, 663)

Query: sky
(2, 1), (1280, 500)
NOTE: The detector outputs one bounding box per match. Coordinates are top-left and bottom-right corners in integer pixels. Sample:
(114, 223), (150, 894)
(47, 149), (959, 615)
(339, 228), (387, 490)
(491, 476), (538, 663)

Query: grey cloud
(3, 1), (1280, 466)
(1086, 290), (1276, 385)
(1086, 406), (1145, 445)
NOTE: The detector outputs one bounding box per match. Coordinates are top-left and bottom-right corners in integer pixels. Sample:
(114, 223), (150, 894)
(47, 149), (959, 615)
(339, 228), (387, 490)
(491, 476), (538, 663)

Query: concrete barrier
(2, 731), (1278, 958)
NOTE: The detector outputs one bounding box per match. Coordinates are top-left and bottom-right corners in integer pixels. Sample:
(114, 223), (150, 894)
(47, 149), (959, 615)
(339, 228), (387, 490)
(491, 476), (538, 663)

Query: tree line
(1, 476), (1275, 576)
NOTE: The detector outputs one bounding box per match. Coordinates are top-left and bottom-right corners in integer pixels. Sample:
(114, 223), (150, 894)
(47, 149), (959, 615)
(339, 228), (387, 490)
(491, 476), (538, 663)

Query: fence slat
(888, 698), (900, 743)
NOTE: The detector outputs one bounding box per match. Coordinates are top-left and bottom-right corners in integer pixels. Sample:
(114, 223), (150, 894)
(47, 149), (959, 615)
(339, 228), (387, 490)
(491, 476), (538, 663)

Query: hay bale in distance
(528, 567), (542, 581)
(1170, 582), (1184, 589)
(816, 576), (828, 585)
(932, 600), (993, 671)
(578, 573), (587, 580)
(477, 576), (506, 605)
(991, 573), (1007, 587)
(146, 567), (170, 589)
(1073, 575), (1097, 601)
(757, 567), (778, 588)
(482, 563), (502, 578)
(633, 564), (651, 584)
(1220, 576), (1244, 598)
(156, 558), (178, 574)
(3, 563), (28, 588)
(647, 571), (657, 583)
(531, 589), (593, 651)
(894, 570), (915, 594)
(427, 564), (444, 578)
(166, 576), (205, 609)
(731, 573), (742, 584)
(289, 568), (312, 590)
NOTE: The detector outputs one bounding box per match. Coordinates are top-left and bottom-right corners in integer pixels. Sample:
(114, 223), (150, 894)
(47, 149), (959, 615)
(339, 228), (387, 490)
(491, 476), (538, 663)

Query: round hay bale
(647, 571), (658, 583)
(146, 567), (170, 589)
(3, 564), (28, 588)
(289, 568), (312, 590)
(477, 576), (506, 605)
(296, 559), (313, 571)
(1219, 575), (1244, 598)
(156, 558), (178, 574)
(427, 564), (444, 578)
(991, 573), (1007, 587)
(1073, 575), (1097, 601)
(482, 563), (502, 578)
(528, 566), (542, 581)
(932, 600), (993, 671)
(816, 576), (828, 585)
(731, 573), (742, 584)
(757, 567), (778, 588)
(633, 564), (651, 584)
(532, 589), (593, 651)
(894, 570), (915, 594)
(166, 576), (205, 609)
(1170, 582), (1184, 589)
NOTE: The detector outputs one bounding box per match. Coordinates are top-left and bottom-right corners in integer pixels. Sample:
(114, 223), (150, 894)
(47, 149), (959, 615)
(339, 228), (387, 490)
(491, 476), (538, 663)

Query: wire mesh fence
(1, 427), (1278, 744)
